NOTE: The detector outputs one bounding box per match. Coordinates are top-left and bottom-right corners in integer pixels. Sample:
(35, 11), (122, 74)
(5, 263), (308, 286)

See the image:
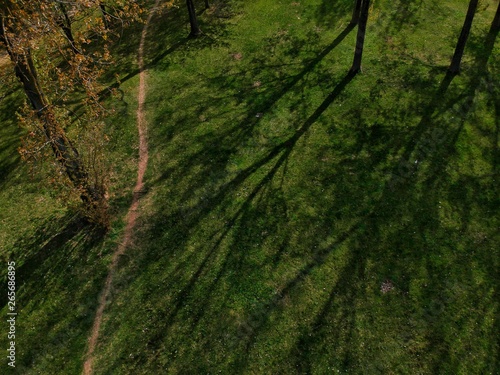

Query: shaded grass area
(1, 214), (109, 373)
(0, 7), (146, 375)
(0, 92), (133, 372)
(0, 89), (107, 371)
(0, 86), (71, 253)
(92, 0), (498, 374)
(0, 0), (499, 373)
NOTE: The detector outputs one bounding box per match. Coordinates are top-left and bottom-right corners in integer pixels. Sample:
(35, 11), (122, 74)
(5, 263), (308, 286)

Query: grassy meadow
(1, 0), (499, 373)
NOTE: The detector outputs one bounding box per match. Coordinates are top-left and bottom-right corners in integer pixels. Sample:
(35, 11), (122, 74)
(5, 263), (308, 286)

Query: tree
(0, 0), (114, 225)
(186, 0), (201, 37)
(205, 0), (210, 10)
(350, 0), (370, 73)
(1, 25), (104, 212)
(350, 0), (363, 25)
(448, 0), (479, 74)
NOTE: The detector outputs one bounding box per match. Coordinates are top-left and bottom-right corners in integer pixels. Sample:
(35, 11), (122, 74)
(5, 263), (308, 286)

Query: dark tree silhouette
(205, 0), (210, 10)
(350, 0), (370, 73)
(350, 0), (362, 25)
(186, 0), (201, 37)
(448, 0), (479, 74)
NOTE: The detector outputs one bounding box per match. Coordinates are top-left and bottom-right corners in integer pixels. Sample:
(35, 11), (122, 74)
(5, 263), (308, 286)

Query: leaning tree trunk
(448, 0), (479, 74)
(0, 27), (104, 209)
(350, 0), (371, 73)
(350, 0), (363, 25)
(186, 0), (201, 37)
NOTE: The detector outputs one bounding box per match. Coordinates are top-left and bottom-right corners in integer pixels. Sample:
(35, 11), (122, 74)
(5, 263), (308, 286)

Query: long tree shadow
(218, 25), (499, 371)
(387, 14), (499, 193)
(134, 71), (356, 355)
(152, 24), (356, 198)
(0, 213), (108, 373)
(62, 0), (235, 115)
(425, 21), (500, 375)
(85, 3), (499, 373)
(293, 225), (371, 373)
(96, 50), (358, 369)
(263, 61), (497, 372)
(211, 23), (355, 134)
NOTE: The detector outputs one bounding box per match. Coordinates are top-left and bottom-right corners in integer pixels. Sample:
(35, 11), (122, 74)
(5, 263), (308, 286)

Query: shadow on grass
(315, 0), (356, 27)
(245, 55), (498, 372)
(152, 23), (356, 187)
(140, 71), (356, 348)
(86, 4), (499, 374)
(59, 0), (235, 119)
(0, 213), (106, 306)
(0, 212), (108, 373)
(0, 90), (23, 187)
(92, 20), (359, 369)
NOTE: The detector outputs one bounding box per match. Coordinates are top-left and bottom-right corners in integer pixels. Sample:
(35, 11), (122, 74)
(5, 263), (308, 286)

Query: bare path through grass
(82, 2), (160, 373)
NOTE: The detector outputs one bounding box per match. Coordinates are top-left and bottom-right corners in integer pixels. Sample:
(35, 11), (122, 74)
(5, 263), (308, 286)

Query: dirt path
(82, 3), (159, 374)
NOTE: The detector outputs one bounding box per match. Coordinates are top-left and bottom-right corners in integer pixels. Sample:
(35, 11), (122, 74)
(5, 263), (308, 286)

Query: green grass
(0, 20), (141, 375)
(1, 0), (499, 373)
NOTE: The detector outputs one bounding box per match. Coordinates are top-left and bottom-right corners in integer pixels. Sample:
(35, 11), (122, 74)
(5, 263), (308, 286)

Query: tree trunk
(186, 0), (201, 37)
(350, 0), (370, 73)
(0, 25), (104, 207)
(205, 0), (210, 9)
(350, 0), (363, 25)
(448, 0), (479, 74)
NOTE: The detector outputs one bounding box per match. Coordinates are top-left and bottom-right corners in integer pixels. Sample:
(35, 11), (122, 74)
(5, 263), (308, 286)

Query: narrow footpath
(82, 3), (159, 373)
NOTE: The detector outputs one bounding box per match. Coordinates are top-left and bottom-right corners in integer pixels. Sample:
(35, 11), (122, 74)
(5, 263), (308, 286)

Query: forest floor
(0, 0), (499, 374)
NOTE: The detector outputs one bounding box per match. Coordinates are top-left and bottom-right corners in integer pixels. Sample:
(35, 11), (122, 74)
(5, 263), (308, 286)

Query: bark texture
(186, 0), (201, 37)
(449, 0), (479, 74)
(350, 0), (370, 73)
(350, 0), (363, 25)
